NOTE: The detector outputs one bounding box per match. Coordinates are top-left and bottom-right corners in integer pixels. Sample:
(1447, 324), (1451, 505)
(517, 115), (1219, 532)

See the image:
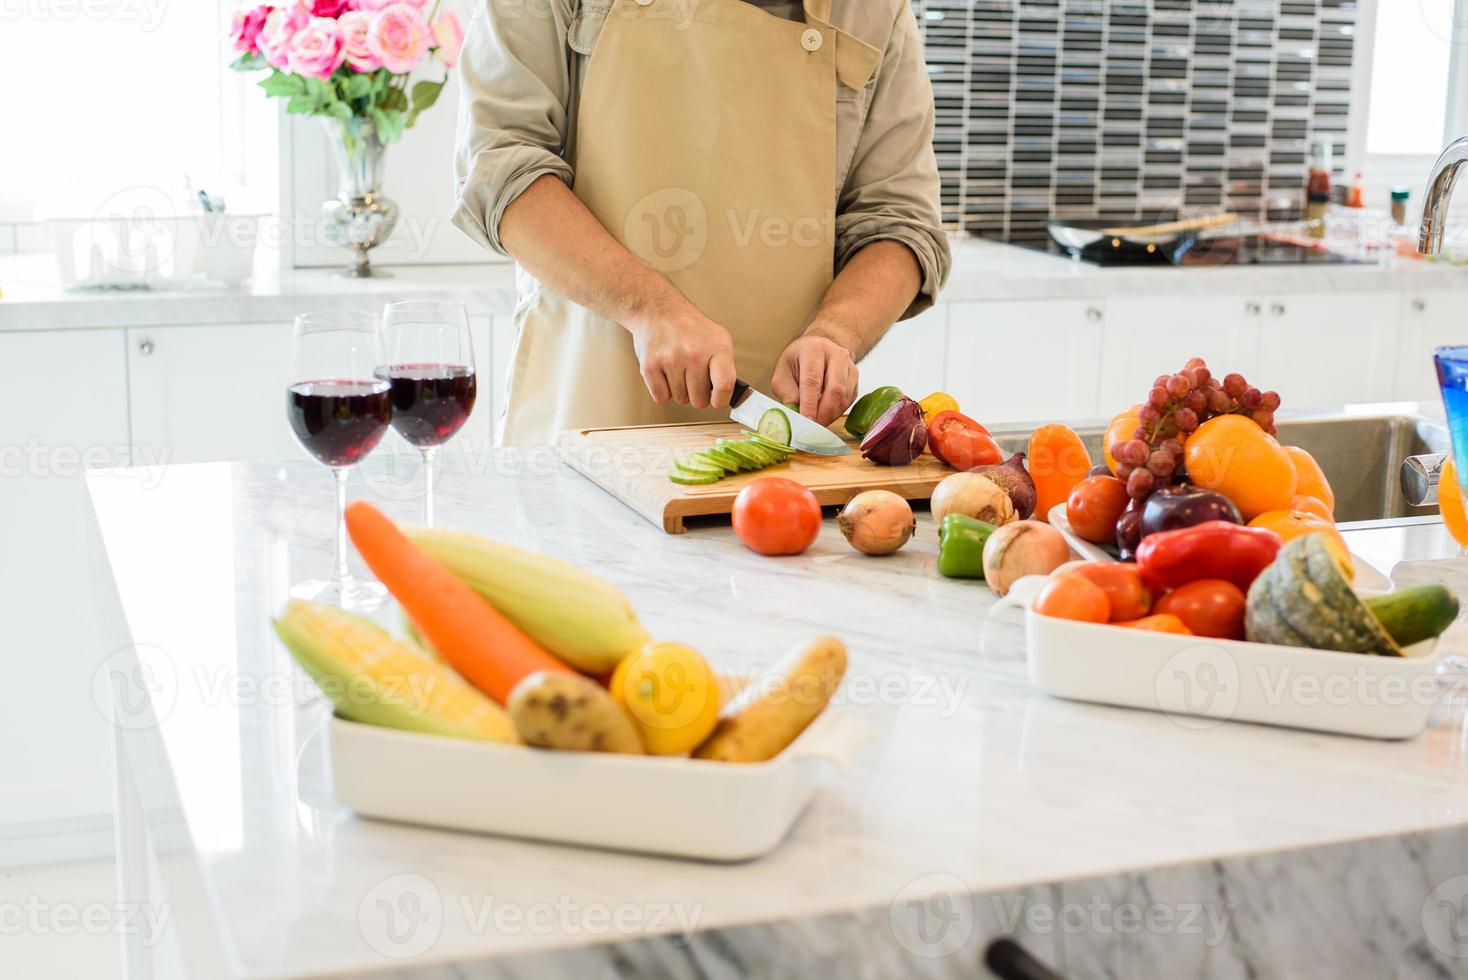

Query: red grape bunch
(1110, 357), (1281, 501)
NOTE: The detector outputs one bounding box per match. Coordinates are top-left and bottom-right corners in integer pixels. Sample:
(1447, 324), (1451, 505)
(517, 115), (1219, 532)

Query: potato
(693, 637), (847, 763)
(507, 671), (643, 754)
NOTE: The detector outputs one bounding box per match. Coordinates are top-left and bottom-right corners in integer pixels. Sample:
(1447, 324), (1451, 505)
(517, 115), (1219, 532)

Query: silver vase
(321, 117), (400, 278)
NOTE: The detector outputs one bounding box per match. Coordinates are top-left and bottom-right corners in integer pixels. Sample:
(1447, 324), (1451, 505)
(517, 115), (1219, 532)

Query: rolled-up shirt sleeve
(452, 0), (577, 255)
(835, 3), (951, 318)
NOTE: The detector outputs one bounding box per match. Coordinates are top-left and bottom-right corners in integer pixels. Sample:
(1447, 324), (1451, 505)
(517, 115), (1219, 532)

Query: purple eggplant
(1139, 484), (1241, 539)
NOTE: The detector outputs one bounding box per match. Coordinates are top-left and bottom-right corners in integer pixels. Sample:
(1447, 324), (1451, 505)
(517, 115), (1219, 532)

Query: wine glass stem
(421, 447), (438, 528)
(332, 466), (351, 589)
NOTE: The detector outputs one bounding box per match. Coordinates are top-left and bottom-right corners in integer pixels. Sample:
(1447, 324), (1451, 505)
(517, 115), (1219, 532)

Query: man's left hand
(771, 326), (860, 426)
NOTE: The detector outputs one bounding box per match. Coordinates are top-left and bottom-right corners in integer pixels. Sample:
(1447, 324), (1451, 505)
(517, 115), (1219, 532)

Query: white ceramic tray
(999, 575), (1441, 739)
(1046, 503), (1393, 591)
(328, 709), (869, 861)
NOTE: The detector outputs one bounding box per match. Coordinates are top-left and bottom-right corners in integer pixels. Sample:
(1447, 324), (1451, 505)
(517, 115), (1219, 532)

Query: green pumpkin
(1244, 535), (1402, 656)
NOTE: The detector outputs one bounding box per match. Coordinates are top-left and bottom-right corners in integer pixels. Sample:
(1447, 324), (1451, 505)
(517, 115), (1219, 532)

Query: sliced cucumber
(675, 456), (723, 478)
(748, 433), (796, 456)
(757, 408), (793, 446)
(691, 450), (737, 474)
(669, 468), (721, 486)
(719, 440), (768, 469)
(702, 448), (744, 472)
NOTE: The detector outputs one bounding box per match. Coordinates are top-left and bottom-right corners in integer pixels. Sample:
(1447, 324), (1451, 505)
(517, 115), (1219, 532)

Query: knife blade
(728, 379), (851, 456)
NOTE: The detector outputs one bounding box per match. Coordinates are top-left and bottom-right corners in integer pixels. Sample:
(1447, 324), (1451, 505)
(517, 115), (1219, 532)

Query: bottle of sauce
(1305, 140), (1332, 237)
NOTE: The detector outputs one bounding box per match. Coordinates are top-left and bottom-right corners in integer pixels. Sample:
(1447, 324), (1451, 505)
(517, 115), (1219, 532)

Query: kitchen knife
(728, 379), (851, 456)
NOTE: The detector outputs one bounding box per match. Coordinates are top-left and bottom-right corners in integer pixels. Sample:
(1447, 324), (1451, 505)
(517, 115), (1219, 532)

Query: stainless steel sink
(989, 414), (1449, 524)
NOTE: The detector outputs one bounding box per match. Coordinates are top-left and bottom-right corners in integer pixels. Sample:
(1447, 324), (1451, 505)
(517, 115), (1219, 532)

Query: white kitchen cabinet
(0, 329), (130, 858)
(1254, 292), (1398, 409)
(127, 322), (306, 465)
(946, 299), (1105, 423)
(856, 304), (947, 402)
(1394, 290), (1468, 402)
(1099, 295), (1263, 410)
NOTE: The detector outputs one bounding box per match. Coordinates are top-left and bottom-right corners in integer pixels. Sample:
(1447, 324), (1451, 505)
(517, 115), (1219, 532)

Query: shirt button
(800, 28), (823, 52)
(634, 0), (653, 5)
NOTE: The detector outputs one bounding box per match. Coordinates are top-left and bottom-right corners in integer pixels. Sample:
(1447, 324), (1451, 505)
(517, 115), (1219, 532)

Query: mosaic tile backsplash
(916, 0), (1358, 244)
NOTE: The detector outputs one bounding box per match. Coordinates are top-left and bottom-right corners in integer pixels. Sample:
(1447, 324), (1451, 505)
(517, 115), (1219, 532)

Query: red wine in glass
(287, 379), (392, 467)
(376, 363), (477, 448)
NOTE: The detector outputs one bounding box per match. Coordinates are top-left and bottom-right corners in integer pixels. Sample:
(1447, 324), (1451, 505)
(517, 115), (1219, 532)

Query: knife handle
(731, 378), (749, 405)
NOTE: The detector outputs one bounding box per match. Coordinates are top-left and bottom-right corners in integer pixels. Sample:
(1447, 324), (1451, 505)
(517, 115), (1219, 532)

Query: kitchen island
(88, 441), (1468, 979)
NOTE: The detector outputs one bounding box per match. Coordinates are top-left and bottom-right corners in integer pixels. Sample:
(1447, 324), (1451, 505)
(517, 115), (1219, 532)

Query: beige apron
(498, 0), (879, 447)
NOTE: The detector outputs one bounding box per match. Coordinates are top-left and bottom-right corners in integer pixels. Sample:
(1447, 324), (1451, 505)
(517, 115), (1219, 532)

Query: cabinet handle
(1085, 306), (1103, 322)
(1245, 301), (1261, 315)
(1412, 298), (1427, 313)
(138, 339), (155, 356)
(1269, 302), (1286, 316)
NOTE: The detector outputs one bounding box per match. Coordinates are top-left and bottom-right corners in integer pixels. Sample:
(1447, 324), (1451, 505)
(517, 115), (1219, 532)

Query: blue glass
(1436, 346), (1468, 494)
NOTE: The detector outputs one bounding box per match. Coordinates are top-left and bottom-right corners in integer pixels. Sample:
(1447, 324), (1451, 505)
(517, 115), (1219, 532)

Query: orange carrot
(344, 502), (572, 704)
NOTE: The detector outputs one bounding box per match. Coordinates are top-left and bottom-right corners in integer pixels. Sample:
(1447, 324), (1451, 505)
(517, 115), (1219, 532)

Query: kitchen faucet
(1418, 135), (1468, 253)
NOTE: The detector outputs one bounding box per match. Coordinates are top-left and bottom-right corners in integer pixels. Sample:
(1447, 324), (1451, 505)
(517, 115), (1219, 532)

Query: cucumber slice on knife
(757, 408), (793, 446)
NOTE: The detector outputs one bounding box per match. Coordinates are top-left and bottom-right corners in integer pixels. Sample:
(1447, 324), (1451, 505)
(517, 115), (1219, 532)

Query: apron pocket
(568, 2), (612, 55)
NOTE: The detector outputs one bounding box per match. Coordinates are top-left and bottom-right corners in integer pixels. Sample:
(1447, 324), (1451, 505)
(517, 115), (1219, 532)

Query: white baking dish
(328, 709), (869, 861)
(1002, 575), (1442, 739)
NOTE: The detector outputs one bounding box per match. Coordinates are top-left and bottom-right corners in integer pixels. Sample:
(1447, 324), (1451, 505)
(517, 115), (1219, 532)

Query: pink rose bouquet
(228, 0), (461, 144)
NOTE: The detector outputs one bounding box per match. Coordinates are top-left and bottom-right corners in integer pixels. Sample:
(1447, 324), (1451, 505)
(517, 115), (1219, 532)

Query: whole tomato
(1032, 572), (1110, 623)
(1066, 475), (1130, 544)
(1154, 579), (1246, 639)
(1070, 562), (1151, 621)
(927, 411), (1001, 470)
(732, 478), (822, 556)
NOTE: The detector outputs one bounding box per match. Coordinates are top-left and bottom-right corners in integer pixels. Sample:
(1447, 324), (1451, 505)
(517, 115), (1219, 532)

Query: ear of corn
(406, 529), (650, 676)
(274, 600), (518, 743)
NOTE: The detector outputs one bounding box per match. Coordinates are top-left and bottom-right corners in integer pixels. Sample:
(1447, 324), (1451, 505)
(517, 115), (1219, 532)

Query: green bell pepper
(843, 385), (904, 440)
(937, 513), (996, 580)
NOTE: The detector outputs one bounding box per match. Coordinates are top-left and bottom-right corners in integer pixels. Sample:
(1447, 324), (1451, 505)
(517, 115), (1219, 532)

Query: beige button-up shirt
(452, 0), (951, 316)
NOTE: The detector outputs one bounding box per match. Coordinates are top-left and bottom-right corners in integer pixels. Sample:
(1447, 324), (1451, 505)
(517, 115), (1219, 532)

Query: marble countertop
(9, 238), (1468, 332)
(85, 433), (1468, 978)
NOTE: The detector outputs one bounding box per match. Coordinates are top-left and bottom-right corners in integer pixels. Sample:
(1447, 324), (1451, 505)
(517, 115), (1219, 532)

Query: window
(1364, 0), (1454, 156)
(0, 2), (265, 224)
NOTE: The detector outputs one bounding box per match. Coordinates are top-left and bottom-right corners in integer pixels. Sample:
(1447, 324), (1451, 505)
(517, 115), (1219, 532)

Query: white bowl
(328, 709), (869, 861)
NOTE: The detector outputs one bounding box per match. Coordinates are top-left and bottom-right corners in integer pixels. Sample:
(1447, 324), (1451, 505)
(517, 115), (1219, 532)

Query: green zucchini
(1364, 585), (1459, 648)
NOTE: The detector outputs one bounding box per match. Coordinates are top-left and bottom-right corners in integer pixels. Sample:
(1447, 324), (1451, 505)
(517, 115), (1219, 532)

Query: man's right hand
(628, 302), (737, 410)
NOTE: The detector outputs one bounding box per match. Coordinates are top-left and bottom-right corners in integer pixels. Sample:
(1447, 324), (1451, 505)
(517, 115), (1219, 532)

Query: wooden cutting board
(559, 421), (952, 533)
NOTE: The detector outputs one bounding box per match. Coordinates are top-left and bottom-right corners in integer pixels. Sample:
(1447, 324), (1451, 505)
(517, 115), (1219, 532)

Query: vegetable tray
(328, 709), (868, 861)
(559, 421), (953, 533)
(1009, 576), (1442, 739)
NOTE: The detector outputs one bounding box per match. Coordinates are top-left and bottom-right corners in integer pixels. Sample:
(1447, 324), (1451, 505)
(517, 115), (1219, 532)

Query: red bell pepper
(1134, 520), (1282, 592)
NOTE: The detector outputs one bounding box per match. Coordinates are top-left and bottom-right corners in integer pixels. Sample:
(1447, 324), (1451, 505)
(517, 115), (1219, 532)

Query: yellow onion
(837, 490), (916, 556)
(930, 472), (1016, 536)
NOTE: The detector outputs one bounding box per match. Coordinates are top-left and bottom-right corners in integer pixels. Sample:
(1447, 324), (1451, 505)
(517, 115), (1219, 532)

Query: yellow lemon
(609, 643), (721, 756)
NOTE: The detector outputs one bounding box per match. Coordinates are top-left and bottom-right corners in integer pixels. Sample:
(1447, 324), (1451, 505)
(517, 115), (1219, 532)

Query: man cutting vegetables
(452, 0), (949, 446)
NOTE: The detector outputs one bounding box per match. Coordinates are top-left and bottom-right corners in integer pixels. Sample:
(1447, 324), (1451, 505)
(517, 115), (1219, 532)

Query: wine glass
(286, 311), (391, 609)
(1432, 346), (1468, 681)
(377, 300), (477, 527)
